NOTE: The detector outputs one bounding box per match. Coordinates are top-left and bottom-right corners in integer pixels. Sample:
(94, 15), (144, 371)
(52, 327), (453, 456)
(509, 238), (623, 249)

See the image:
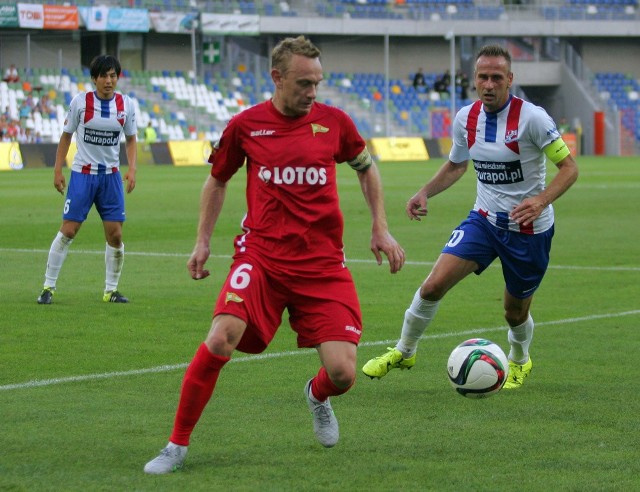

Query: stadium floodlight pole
(445, 30), (455, 138)
(191, 25), (198, 136)
(26, 33), (31, 82)
(57, 49), (63, 92)
(384, 33), (390, 137)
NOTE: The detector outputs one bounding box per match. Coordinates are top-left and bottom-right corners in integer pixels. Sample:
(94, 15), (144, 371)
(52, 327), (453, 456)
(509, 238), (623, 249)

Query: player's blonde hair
(271, 36), (321, 76)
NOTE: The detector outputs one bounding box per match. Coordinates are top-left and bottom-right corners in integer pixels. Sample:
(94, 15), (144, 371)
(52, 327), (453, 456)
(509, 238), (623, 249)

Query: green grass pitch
(1, 156), (639, 490)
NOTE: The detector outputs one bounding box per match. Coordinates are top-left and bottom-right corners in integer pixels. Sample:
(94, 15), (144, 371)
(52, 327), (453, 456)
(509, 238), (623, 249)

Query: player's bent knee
(327, 366), (356, 390)
(420, 281), (446, 301)
(205, 321), (245, 356)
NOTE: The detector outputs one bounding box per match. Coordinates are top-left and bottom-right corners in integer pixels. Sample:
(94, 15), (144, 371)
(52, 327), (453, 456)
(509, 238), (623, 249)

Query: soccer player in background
(36, 55), (137, 305)
(362, 45), (578, 388)
(144, 35), (406, 474)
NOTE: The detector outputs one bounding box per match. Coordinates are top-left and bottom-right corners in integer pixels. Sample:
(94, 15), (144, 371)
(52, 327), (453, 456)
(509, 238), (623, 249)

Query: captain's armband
(543, 138), (571, 164)
(347, 148), (373, 172)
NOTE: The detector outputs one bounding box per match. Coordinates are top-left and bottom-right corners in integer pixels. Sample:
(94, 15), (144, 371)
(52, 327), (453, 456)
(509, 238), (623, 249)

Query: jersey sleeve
(123, 95), (138, 137)
(63, 93), (81, 134)
(332, 109), (366, 164)
(528, 105), (561, 150)
(208, 114), (246, 182)
(448, 108), (470, 164)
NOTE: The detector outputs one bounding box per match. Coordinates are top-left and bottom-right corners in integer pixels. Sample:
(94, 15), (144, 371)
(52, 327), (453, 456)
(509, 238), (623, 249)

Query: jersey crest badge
(225, 292), (244, 304)
(505, 129), (518, 143)
(311, 123), (329, 136)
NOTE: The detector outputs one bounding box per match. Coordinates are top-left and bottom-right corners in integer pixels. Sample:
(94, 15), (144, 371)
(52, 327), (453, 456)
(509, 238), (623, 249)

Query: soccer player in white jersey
(37, 55), (137, 305)
(363, 45), (578, 388)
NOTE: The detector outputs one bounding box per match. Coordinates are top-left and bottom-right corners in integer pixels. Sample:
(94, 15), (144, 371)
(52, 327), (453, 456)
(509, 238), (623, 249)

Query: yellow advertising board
(369, 137), (429, 162)
(66, 142), (77, 167)
(168, 140), (213, 166)
(0, 142), (25, 171)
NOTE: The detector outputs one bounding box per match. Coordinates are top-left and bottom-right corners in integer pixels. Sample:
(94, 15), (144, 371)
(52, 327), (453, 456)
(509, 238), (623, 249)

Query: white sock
(508, 314), (534, 364)
(396, 289), (440, 359)
(105, 242), (124, 292)
(43, 232), (73, 289)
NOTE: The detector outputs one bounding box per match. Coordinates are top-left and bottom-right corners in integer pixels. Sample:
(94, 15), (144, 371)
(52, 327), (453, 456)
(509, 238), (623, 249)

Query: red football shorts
(213, 257), (363, 354)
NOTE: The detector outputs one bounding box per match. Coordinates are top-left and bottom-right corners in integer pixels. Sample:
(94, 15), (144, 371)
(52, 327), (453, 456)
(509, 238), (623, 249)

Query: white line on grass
(1, 310), (638, 392)
(2, 248), (640, 272)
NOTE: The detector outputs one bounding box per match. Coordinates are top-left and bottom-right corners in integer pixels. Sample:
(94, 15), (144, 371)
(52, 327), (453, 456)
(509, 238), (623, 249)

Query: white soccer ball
(447, 338), (509, 399)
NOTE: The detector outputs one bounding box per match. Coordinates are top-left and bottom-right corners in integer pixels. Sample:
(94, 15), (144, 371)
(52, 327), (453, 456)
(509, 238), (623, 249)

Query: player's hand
(510, 196), (546, 227)
(187, 245), (211, 280)
(371, 230), (405, 274)
(124, 170), (136, 193)
(53, 172), (66, 195)
(406, 190), (428, 221)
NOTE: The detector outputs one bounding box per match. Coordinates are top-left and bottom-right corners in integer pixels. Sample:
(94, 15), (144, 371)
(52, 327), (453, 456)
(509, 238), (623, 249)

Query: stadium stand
(2, 64), (638, 146)
(594, 71), (640, 141)
(31, 0), (638, 20)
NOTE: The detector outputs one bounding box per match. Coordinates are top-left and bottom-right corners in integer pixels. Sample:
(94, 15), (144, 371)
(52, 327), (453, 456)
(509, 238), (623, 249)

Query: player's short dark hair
(271, 35), (321, 75)
(476, 45), (512, 70)
(90, 55), (121, 79)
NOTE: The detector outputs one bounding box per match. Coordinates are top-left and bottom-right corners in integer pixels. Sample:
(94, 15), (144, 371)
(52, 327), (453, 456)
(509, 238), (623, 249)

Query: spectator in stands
(18, 126), (35, 144)
(412, 68), (427, 90)
(456, 70), (470, 100)
(6, 118), (19, 141)
(558, 118), (571, 134)
(143, 121), (158, 150)
(434, 70), (451, 95)
(25, 91), (35, 109)
(19, 99), (32, 122)
(3, 64), (20, 83)
(35, 94), (55, 118)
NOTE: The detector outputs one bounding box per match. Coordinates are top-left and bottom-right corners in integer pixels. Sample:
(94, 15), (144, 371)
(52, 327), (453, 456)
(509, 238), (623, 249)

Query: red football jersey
(209, 100), (366, 273)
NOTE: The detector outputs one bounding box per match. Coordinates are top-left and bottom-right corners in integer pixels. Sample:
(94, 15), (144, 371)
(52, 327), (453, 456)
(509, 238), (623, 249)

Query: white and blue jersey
(64, 91), (137, 174)
(449, 95), (561, 234)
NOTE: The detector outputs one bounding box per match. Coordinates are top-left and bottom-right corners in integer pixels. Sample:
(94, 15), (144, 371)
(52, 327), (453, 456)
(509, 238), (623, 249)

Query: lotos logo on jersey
(258, 166), (327, 185)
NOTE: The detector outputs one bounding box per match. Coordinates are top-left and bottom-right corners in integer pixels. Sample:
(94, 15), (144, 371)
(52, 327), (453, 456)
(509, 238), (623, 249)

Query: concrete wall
(0, 31), (80, 71)
(313, 36), (453, 82)
(145, 33), (194, 72)
(580, 39), (640, 76)
(1, 31), (638, 82)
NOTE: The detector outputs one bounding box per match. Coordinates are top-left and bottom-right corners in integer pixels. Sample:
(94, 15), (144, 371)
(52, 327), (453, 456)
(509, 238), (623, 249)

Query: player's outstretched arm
(357, 162), (405, 274)
(407, 160), (468, 220)
(187, 175), (228, 280)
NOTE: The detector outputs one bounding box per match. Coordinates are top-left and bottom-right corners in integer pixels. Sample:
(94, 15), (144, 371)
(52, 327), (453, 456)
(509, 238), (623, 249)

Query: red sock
(310, 366), (353, 402)
(169, 343), (229, 446)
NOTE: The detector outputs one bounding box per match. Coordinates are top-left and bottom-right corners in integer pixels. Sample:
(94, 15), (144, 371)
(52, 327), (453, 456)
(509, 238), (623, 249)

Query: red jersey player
(144, 36), (405, 474)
